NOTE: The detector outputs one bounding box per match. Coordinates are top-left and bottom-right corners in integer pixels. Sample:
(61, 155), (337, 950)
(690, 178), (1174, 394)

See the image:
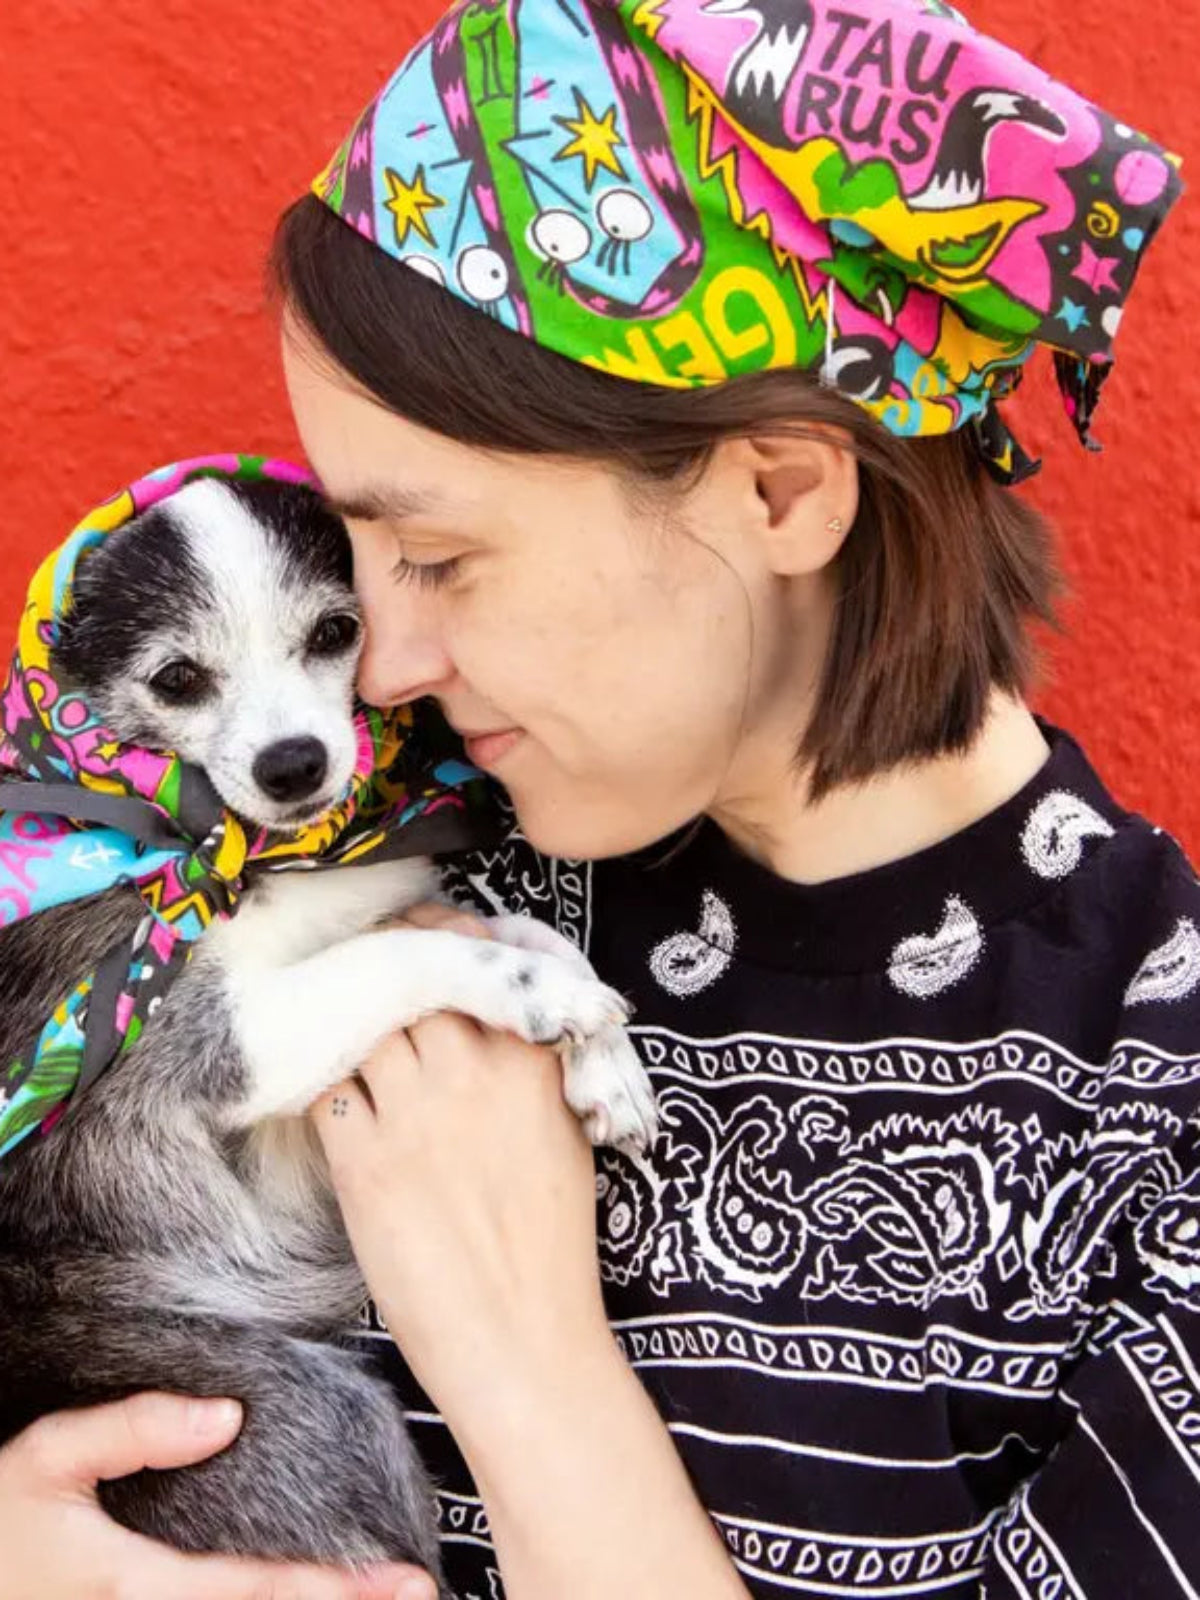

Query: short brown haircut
(270, 196), (1063, 804)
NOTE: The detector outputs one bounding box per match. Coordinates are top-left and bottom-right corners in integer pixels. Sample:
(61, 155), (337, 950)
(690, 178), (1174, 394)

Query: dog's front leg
(222, 926), (630, 1127)
(480, 916), (659, 1150)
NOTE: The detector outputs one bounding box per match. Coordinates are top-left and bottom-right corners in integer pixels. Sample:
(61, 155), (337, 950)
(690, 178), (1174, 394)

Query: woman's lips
(462, 729), (523, 768)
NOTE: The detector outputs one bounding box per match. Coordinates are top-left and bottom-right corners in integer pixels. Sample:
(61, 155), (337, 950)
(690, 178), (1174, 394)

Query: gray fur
(0, 882), (446, 1579)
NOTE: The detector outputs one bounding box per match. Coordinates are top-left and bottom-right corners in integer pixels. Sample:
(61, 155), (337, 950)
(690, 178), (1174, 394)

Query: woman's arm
(442, 1328), (749, 1600)
(313, 990), (750, 1600)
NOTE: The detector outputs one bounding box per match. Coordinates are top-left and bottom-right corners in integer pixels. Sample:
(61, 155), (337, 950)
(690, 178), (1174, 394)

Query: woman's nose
(355, 589), (455, 708)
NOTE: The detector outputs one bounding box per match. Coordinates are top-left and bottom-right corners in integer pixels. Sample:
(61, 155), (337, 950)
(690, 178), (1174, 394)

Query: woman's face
(283, 324), (833, 860)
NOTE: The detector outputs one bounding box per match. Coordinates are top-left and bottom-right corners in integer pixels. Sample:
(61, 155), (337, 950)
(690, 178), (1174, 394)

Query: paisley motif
(649, 889), (737, 998)
(658, 1087), (808, 1301)
(800, 1105), (1017, 1308)
(1124, 919), (1200, 1006)
(1020, 789), (1115, 879)
(596, 1147), (667, 1288)
(1136, 1170), (1200, 1309)
(888, 895), (985, 999)
(1014, 1103), (1183, 1318)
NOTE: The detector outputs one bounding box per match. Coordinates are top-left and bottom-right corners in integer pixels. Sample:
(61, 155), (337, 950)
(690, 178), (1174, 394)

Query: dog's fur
(0, 481), (656, 1586)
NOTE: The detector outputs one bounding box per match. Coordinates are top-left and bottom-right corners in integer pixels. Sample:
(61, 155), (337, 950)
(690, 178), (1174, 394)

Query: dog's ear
(51, 507), (186, 694)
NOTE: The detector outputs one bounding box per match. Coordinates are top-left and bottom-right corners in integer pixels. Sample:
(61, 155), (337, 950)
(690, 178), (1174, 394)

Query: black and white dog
(0, 479), (656, 1587)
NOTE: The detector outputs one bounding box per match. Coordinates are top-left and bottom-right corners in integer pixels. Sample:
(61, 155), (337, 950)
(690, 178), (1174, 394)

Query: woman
(2, 1), (1193, 1597)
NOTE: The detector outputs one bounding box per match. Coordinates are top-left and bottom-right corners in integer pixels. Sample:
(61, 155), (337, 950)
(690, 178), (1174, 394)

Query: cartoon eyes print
(400, 254), (447, 287)
(597, 189), (653, 242)
(527, 191), (656, 290)
(532, 209), (593, 263)
(531, 210), (593, 288)
(455, 245), (510, 314)
(596, 189), (653, 274)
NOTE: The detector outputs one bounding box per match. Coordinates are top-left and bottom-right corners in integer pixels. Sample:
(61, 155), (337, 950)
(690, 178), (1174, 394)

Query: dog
(0, 477), (657, 1589)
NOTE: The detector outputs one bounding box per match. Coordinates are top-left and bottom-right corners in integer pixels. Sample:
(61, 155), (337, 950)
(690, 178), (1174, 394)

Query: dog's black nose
(252, 737), (330, 804)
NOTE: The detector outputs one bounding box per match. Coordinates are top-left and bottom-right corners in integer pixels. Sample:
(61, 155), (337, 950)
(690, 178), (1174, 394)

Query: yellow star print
(554, 90), (627, 190)
(383, 165), (445, 248)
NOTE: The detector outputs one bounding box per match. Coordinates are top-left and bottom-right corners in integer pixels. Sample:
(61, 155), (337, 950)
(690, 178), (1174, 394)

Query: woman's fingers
(18, 1391), (245, 1490)
(313, 1019), (479, 1165)
(311, 1069), (380, 1177)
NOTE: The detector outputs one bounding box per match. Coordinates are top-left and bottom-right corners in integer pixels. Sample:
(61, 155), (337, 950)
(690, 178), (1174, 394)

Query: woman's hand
(311, 902), (614, 1427)
(311, 905), (749, 1600)
(0, 1392), (436, 1600)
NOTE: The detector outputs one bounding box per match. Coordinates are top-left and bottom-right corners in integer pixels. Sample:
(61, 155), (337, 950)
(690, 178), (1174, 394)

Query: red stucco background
(1, 1), (1197, 853)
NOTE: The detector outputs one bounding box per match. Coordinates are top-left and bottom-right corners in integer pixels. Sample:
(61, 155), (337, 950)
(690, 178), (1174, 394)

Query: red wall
(2, 1), (1196, 854)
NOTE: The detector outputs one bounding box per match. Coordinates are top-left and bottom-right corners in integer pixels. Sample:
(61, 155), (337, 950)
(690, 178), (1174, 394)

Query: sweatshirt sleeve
(983, 844), (1200, 1597)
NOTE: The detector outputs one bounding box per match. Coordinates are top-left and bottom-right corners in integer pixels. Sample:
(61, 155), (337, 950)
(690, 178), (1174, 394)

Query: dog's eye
(148, 659), (212, 705)
(307, 613), (361, 657)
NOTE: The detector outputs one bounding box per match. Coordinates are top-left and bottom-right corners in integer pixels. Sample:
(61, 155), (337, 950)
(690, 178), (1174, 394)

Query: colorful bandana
(313, 0), (1183, 485)
(0, 455), (489, 1161)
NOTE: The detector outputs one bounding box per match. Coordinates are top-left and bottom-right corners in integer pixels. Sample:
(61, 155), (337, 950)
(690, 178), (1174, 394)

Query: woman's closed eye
(390, 554), (462, 590)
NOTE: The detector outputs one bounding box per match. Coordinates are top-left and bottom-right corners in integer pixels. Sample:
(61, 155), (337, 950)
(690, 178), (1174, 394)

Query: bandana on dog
(0, 455), (488, 1162)
(313, 0), (1182, 484)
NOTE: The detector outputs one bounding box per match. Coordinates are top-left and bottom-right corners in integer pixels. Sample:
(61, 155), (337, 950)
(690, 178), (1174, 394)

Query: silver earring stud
(826, 515), (845, 535)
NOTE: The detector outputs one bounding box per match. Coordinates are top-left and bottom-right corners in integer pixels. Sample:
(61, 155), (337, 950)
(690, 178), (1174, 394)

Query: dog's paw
(563, 1025), (659, 1155)
(463, 944), (630, 1047)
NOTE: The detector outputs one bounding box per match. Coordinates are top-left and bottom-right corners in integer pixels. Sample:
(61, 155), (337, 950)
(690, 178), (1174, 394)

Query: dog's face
(53, 479), (364, 830)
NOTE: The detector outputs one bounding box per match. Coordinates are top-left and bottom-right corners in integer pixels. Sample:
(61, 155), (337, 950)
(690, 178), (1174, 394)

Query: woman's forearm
(440, 1337), (751, 1600)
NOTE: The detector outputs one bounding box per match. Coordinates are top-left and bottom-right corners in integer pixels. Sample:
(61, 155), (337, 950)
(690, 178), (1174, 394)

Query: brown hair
(270, 195), (1063, 803)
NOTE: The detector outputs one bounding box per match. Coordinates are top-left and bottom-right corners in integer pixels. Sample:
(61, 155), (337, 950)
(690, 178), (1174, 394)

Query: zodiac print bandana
(0, 455), (488, 1162)
(313, 0), (1183, 484)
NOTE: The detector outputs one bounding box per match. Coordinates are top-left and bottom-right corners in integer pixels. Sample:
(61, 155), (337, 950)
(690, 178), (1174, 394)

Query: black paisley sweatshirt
(355, 718), (1200, 1600)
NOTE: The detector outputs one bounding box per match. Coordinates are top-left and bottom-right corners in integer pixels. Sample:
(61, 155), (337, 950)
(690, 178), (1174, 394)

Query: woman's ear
(738, 427), (860, 577)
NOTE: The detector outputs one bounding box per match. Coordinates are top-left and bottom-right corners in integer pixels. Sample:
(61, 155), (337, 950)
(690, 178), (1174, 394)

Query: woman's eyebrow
(322, 487), (445, 524)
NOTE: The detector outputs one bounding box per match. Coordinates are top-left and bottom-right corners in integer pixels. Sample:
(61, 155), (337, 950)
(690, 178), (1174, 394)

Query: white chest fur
(202, 857), (442, 977)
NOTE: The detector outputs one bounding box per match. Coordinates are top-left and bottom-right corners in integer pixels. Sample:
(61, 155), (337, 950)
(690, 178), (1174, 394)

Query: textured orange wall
(1, 1), (1196, 853)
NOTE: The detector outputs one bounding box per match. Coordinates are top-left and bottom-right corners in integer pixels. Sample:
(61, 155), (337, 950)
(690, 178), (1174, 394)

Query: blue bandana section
(0, 812), (185, 932)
